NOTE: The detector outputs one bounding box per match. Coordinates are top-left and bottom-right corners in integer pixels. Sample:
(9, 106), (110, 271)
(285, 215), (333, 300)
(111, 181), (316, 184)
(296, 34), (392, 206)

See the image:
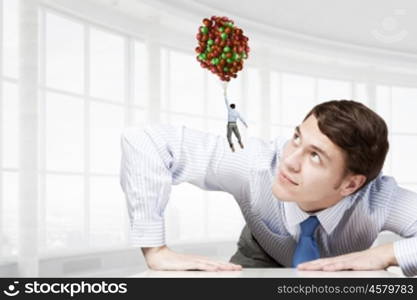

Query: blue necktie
(292, 216), (320, 267)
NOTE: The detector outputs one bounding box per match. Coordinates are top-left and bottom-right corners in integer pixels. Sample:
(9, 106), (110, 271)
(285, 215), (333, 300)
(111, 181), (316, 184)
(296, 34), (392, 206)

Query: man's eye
(293, 134), (301, 145)
(311, 152), (320, 163)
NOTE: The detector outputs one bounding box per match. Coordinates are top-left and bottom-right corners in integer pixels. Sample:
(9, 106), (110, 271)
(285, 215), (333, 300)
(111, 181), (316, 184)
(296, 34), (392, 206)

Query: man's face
(272, 115), (355, 212)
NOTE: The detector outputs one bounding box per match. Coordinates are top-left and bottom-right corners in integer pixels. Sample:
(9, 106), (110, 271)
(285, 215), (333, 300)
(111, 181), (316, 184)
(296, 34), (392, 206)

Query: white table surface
(133, 268), (402, 278)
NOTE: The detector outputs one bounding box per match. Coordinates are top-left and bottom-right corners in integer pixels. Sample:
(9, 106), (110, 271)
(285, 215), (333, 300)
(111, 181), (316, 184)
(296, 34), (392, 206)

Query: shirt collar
(284, 194), (354, 235)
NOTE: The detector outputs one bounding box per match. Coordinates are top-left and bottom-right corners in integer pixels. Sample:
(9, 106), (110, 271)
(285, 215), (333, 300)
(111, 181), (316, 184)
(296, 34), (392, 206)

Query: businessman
(120, 100), (417, 276)
(223, 87), (248, 152)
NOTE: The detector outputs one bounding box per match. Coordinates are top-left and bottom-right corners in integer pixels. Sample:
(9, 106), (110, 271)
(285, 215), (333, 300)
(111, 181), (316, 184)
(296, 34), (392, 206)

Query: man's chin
(272, 183), (295, 202)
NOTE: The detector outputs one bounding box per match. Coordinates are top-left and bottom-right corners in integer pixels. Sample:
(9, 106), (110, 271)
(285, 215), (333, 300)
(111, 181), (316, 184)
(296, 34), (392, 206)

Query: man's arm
(383, 185), (417, 276)
(223, 86), (231, 109)
(120, 125), (249, 270)
(224, 95), (230, 109)
(237, 113), (248, 128)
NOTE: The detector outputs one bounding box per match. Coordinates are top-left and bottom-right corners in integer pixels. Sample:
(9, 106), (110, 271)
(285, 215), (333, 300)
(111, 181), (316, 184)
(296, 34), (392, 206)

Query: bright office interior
(1, 0), (416, 277)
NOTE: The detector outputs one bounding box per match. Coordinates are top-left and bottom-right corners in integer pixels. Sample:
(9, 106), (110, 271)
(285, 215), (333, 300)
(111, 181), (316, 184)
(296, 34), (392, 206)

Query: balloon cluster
(195, 16), (250, 82)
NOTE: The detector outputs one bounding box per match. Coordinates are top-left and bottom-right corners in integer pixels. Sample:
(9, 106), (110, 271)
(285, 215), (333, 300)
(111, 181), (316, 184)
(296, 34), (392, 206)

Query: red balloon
(195, 16), (250, 81)
(203, 18), (211, 27)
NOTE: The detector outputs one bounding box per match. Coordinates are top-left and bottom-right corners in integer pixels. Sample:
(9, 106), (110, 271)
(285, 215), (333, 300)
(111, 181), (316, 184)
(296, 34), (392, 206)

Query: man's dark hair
(304, 100), (389, 189)
(230, 104), (235, 109)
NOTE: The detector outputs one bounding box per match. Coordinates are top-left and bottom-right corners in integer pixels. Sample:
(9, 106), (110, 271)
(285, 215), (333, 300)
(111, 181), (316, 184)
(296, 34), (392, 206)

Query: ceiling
(87, 0), (417, 55)
(192, 0), (417, 55)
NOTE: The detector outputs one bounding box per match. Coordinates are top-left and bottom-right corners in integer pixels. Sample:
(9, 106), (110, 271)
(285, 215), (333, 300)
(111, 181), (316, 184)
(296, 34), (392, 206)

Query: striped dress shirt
(224, 96), (247, 126)
(119, 124), (417, 276)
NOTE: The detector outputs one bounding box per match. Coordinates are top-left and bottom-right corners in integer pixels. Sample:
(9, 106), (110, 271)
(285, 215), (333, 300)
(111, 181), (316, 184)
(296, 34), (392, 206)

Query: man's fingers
(322, 261), (350, 271)
(185, 261), (219, 272)
(298, 259), (329, 270)
(298, 258), (338, 270)
(299, 258), (353, 271)
(298, 253), (356, 270)
(188, 255), (242, 271)
(195, 263), (218, 272)
(215, 261), (242, 271)
(147, 247), (243, 272)
(194, 259), (242, 271)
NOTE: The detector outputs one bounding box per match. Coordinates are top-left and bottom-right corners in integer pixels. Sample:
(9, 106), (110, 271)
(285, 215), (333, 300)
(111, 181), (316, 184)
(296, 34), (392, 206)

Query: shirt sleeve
(119, 124), (251, 247)
(237, 112), (248, 127)
(383, 184), (417, 276)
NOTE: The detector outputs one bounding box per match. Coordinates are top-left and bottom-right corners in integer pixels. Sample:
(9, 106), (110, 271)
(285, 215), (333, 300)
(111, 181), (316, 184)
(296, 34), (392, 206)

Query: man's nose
(284, 149), (302, 173)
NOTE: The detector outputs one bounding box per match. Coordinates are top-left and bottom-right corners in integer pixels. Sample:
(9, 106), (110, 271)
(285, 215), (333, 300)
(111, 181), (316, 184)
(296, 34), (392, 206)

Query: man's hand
(142, 245), (242, 271)
(297, 243), (398, 272)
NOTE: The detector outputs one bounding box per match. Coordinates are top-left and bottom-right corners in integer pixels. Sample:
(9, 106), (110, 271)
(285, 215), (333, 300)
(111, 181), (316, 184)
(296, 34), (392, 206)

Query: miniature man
(223, 88), (248, 152)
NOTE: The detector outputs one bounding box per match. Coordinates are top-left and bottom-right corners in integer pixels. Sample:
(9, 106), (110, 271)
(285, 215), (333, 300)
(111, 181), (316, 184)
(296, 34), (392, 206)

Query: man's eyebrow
(294, 126), (331, 162)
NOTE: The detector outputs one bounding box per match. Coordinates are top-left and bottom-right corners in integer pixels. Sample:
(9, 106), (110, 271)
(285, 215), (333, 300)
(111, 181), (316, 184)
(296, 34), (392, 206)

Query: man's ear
(340, 174), (367, 197)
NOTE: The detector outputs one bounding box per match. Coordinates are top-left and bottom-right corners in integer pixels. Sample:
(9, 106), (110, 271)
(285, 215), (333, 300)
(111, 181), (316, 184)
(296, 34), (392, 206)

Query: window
(281, 73), (316, 127)
(1, 172), (18, 256)
(89, 102), (124, 174)
(39, 11), (134, 254)
(3, 0), (18, 78)
(207, 192), (245, 240)
(90, 177), (127, 248)
(391, 87), (417, 133)
(376, 85), (417, 188)
(45, 92), (84, 172)
(1, 82), (18, 169)
(166, 184), (206, 243)
(89, 28), (125, 102)
(46, 13), (84, 93)
(169, 50), (205, 115)
(247, 67), (261, 123)
(317, 78), (352, 101)
(1, 0), (19, 259)
(134, 41), (148, 107)
(45, 174), (85, 252)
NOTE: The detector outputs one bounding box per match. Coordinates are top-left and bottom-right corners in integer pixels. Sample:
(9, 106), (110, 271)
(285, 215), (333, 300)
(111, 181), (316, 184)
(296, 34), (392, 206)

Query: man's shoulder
(244, 137), (283, 171)
(354, 173), (398, 208)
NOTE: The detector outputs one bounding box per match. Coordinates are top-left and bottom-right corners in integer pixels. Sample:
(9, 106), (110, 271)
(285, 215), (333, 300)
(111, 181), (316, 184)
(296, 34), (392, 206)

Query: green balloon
(242, 52), (247, 59)
(207, 46), (212, 52)
(207, 39), (214, 46)
(199, 53), (207, 60)
(223, 67), (229, 72)
(221, 33), (228, 40)
(227, 22), (234, 27)
(223, 46), (231, 53)
(200, 26), (208, 34)
(218, 27), (224, 32)
(226, 58), (233, 64)
(221, 53), (227, 59)
(233, 53), (240, 60)
(211, 58), (219, 65)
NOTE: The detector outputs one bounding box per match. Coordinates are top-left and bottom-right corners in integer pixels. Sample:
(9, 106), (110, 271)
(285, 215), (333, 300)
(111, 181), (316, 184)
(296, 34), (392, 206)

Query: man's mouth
(278, 171), (299, 186)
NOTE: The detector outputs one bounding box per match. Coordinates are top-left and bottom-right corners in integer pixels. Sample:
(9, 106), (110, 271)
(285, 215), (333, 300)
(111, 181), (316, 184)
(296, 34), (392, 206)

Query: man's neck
(297, 197), (342, 213)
